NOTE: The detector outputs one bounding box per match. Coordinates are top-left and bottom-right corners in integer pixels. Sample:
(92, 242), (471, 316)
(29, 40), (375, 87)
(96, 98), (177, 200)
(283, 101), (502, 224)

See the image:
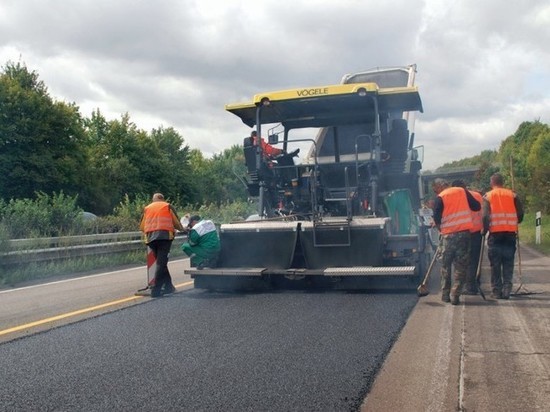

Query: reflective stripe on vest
(143, 202), (174, 233)
(470, 190), (483, 233)
(439, 187), (474, 234)
(193, 219), (217, 236)
(485, 188), (518, 233)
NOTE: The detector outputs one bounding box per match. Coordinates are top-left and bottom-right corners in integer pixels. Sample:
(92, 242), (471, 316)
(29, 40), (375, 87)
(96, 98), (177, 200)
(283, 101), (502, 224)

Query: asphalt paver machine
(186, 65), (431, 291)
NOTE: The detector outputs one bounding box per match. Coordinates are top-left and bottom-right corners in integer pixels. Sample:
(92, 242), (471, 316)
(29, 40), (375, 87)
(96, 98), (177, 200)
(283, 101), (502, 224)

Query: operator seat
(243, 137), (257, 175)
(243, 137), (260, 196)
(243, 136), (278, 180)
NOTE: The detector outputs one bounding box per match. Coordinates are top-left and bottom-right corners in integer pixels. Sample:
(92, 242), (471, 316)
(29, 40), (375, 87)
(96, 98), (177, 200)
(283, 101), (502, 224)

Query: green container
(383, 189), (418, 235)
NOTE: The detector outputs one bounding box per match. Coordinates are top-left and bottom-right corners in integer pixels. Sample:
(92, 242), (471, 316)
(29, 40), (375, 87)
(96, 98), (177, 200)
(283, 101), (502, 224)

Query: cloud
(1, 0), (549, 170)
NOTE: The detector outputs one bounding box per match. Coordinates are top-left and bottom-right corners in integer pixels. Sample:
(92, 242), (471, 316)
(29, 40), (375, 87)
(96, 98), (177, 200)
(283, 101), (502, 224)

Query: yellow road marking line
(0, 280), (194, 337)
(175, 280), (194, 289)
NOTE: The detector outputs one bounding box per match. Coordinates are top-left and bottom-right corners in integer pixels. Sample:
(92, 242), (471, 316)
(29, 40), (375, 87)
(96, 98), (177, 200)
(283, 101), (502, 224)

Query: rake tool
(513, 233), (530, 295)
(509, 157), (529, 296)
(417, 246), (441, 297)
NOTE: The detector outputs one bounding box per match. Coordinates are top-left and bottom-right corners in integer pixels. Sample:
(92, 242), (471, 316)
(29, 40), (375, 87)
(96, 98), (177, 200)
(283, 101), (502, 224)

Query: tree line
(2, 61), (550, 223)
(432, 120), (550, 214)
(0, 61), (249, 216)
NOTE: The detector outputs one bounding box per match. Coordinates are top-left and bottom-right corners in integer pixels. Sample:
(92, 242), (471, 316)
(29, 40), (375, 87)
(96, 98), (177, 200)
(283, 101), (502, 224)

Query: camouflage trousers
(439, 230), (471, 298)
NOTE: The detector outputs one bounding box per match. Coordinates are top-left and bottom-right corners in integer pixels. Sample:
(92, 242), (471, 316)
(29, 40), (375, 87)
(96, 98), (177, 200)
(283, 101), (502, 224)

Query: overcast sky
(1, 0), (549, 170)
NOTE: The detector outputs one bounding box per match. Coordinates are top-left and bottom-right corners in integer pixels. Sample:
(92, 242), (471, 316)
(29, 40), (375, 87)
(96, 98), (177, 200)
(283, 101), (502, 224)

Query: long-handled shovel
(475, 235), (486, 300)
(417, 247), (440, 297)
(509, 157), (529, 296)
(513, 233), (531, 295)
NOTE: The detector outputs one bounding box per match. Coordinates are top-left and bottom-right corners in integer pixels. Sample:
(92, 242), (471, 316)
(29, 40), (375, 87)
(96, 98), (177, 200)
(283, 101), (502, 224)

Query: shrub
(114, 193), (150, 224)
(182, 200), (257, 224)
(0, 190), (256, 240)
(0, 192), (82, 238)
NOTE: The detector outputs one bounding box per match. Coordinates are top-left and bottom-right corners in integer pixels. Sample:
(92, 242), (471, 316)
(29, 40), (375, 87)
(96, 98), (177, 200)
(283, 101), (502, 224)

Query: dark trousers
(148, 239), (173, 291)
(467, 232), (483, 288)
(487, 233), (516, 293)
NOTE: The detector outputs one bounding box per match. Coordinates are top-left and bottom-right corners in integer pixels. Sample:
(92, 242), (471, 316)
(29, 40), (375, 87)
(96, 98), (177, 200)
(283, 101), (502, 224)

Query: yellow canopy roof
(225, 82), (423, 128)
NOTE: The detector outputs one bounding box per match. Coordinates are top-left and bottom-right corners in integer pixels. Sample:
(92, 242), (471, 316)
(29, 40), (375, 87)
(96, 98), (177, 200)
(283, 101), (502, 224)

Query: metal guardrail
(0, 232), (187, 266)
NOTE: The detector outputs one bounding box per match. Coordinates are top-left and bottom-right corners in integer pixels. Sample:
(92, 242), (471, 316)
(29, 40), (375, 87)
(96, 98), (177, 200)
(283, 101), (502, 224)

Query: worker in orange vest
(482, 173), (524, 299)
(140, 193), (184, 297)
(251, 130), (283, 160)
(250, 130), (300, 164)
(452, 179), (484, 295)
(432, 178), (481, 305)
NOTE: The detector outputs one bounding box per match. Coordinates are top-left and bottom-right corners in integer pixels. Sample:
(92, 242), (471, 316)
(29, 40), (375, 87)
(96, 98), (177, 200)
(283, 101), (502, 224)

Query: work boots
(501, 286), (511, 300)
(162, 284), (176, 295)
(462, 283), (478, 295)
(150, 287), (163, 298)
(491, 289), (502, 299)
(441, 292), (460, 305)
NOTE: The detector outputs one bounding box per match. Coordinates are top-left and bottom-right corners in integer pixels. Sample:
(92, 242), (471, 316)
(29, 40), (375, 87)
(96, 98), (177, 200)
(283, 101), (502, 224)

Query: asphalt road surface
(0, 262), (418, 411)
(362, 244), (550, 411)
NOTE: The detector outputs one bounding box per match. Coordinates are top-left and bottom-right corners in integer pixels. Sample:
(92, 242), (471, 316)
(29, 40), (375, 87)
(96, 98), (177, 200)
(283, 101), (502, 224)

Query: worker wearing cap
(140, 193), (184, 297)
(181, 215), (221, 269)
(482, 173), (524, 299)
(432, 178), (481, 305)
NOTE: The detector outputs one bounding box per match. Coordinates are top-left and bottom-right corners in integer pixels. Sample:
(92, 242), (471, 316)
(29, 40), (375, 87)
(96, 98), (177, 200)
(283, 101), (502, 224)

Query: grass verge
(519, 212), (550, 255)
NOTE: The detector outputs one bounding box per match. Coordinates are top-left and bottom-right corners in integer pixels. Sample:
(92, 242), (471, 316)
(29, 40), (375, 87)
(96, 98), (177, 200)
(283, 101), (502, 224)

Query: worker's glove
(289, 148), (300, 157)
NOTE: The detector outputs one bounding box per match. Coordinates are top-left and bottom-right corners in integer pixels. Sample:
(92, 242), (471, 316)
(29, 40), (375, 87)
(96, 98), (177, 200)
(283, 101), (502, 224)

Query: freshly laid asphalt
(1, 245), (547, 411)
(0, 288), (417, 411)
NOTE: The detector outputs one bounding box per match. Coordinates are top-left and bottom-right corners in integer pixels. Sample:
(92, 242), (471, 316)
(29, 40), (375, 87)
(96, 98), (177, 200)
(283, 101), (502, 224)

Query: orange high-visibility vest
(485, 188), (518, 233)
(253, 135), (283, 158)
(469, 190), (483, 233)
(439, 187), (474, 234)
(143, 202), (174, 233)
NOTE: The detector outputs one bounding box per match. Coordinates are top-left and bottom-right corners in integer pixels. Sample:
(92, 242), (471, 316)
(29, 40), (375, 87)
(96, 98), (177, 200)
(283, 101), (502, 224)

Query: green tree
(472, 159), (500, 193)
(188, 146), (248, 206)
(525, 127), (550, 213)
(148, 126), (194, 203)
(210, 145), (248, 204)
(498, 121), (547, 199)
(433, 150), (499, 192)
(0, 61), (88, 201)
(188, 149), (213, 204)
(81, 113), (196, 214)
(82, 112), (142, 214)
(438, 149), (498, 171)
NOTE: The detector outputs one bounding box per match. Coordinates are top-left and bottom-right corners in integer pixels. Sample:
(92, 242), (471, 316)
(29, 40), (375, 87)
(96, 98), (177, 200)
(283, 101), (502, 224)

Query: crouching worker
(181, 215), (221, 269)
